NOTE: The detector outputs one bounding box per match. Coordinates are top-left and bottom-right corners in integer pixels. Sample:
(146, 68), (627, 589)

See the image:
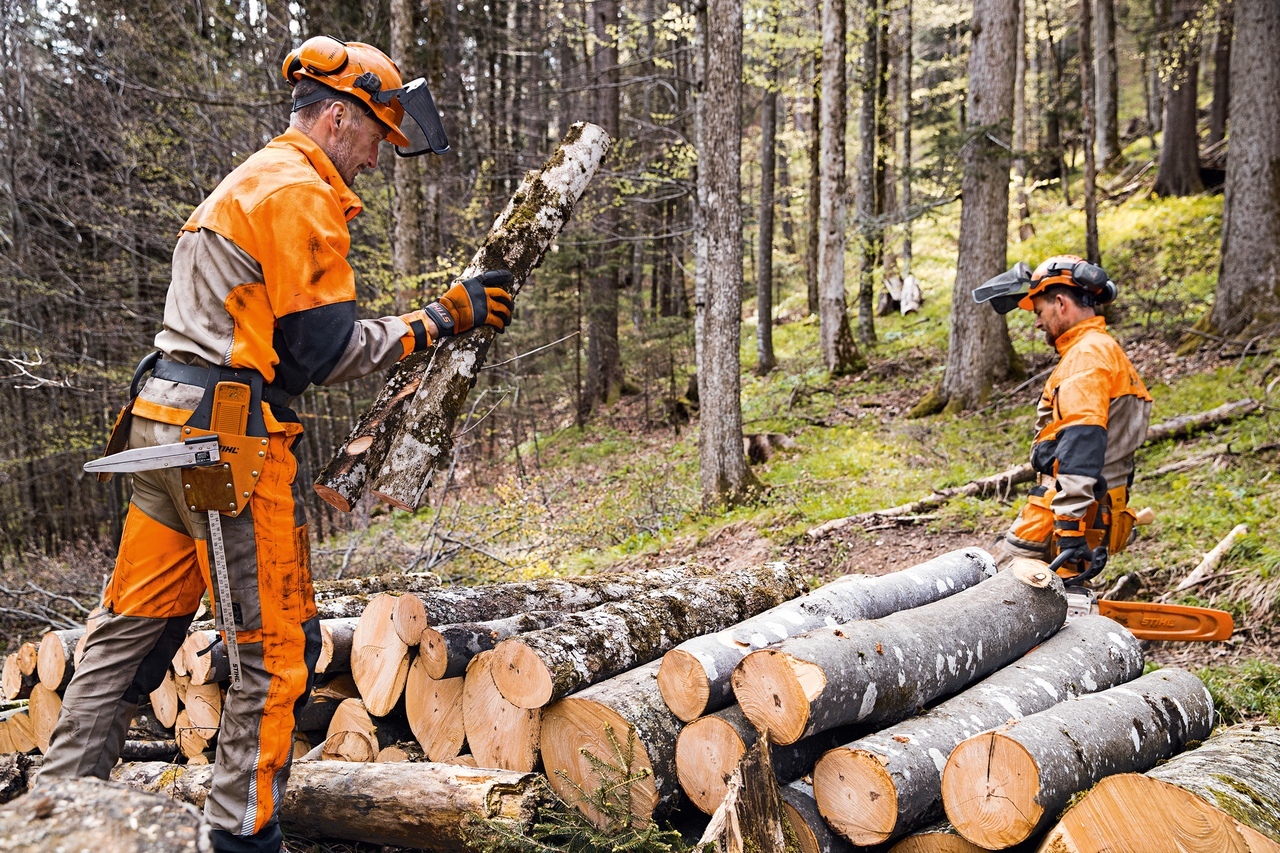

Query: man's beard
(328, 134), (363, 186)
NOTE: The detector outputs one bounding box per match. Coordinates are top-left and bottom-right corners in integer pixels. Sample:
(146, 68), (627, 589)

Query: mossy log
(812, 615), (1144, 845)
(941, 668), (1214, 850)
(781, 780), (856, 853)
(0, 777), (209, 852)
(1037, 723), (1280, 852)
(113, 759), (551, 852)
(659, 549), (996, 722)
(420, 610), (568, 679)
(493, 561), (807, 709)
(732, 561), (1067, 745)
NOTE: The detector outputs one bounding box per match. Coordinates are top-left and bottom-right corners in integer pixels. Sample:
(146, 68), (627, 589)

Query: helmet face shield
(973, 262), (1033, 315)
(374, 78), (450, 157)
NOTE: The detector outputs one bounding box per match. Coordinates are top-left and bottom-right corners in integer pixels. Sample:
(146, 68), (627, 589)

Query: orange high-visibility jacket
(139, 127), (429, 431)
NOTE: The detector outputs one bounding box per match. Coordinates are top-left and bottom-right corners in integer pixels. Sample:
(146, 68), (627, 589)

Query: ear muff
(282, 36), (349, 85)
(1070, 261), (1117, 305)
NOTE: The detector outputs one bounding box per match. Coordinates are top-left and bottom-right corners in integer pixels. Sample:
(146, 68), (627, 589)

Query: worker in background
(40, 38), (512, 853)
(974, 255), (1153, 584)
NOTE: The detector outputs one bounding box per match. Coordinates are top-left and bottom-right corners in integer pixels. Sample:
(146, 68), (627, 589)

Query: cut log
(659, 549), (997, 722)
(807, 399), (1263, 539)
(812, 615), (1145, 845)
(0, 721), (14, 754)
(114, 758), (552, 852)
(318, 618), (358, 675)
(697, 735), (790, 853)
(27, 684), (60, 753)
(2, 654), (35, 701)
(462, 651), (541, 772)
(295, 675), (359, 734)
(174, 709), (214, 759)
(888, 820), (1041, 852)
(15, 643), (37, 677)
(322, 698), (413, 763)
(941, 667), (1214, 849)
(391, 592), (428, 645)
(120, 739), (181, 762)
(0, 753), (33, 805)
(365, 123), (612, 511)
(149, 669), (179, 729)
(675, 703), (866, 815)
(733, 560), (1067, 745)
(7, 711), (36, 754)
(781, 780), (856, 853)
(350, 592), (412, 717)
(314, 571), (442, 599)
(405, 658), (467, 762)
(1037, 723), (1280, 853)
(0, 776), (209, 852)
(420, 610), (568, 680)
(35, 629), (82, 692)
(540, 660), (683, 827)
(184, 681), (222, 734)
(493, 560), (807, 709)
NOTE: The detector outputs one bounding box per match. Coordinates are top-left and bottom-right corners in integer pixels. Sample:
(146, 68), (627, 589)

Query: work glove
(1049, 534), (1105, 587)
(424, 270), (514, 337)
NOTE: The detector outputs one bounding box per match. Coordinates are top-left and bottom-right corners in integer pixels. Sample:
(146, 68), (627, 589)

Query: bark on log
(318, 618), (357, 675)
(659, 549), (996, 722)
(314, 571), (442, 599)
(0, 776), (209, 852)
(350, 593), (412, 717)
(675, 703), (867, 815)
(807, 399), (1262, 538)
(812, 615), (1144, 845)
(0, 753), (33, 805)
(888, 820), (1040, 852)
(420, 610), (568, 680)
(540, 660), (684, 827)
(941, 668), (1214, 849)
(113, 759), (552, 853)
(696, 735), (793, 853)
(35, 629), (82, 692)
(493, 561), (807, 709)
(2, 654), (35, 701)
(781, 780), (856, 853)
(295, 676), (357, 735)
(1036, 723), (1280, 853)
(462, 651), (541, 772)
(366, 123), (613, 511)
(405, 658), (467, 761)
(119, 739), (181, 762)
(733, 561), (1067, 745)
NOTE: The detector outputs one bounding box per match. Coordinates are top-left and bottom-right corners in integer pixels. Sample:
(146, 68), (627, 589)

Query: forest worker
(974, 255), (1152, 585)
(41, 38), (512, 853)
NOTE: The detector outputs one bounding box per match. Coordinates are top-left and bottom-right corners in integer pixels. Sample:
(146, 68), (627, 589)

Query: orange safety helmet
(1017, 255), (1116, 310)
(283, 37), (412, 148)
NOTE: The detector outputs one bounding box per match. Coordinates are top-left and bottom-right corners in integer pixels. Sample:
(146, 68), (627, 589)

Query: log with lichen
(315, 122), (611, 512)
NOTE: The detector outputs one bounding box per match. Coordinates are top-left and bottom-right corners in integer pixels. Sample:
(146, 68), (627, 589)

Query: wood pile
(2, 550), (1270, 853)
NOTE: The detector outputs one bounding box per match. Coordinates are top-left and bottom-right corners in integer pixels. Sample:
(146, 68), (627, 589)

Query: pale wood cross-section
(350, 593), (412, 717)
(461, 650), (541, 772)
(36, 628), (83, 692)
(404, 657), (466, 762)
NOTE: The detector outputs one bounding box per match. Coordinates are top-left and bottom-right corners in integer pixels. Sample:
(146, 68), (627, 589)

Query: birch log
(1037, 724), (1280, 853)
(732, 560), (1067, 745)
(812, 615), (1144, 845)
(315, 123), (610, 512)
(539, 660), (684, 828)
(420, 610), (568, 679)
(941, 668), (1214, 849)
(493, 561), (807, 709)
(659, 548), (996, 722)
(113, 759), (551, 853)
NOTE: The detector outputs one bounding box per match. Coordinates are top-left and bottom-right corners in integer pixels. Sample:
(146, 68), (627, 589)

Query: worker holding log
(42, 38), (511, 853)
(974, 255), (1152, 583)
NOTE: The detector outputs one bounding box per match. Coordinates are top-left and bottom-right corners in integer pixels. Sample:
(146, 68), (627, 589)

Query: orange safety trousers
(42, 415), (319, 845)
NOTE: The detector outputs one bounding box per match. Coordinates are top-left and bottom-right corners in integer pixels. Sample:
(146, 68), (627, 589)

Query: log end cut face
(541, 697), (659, 830)
(491, 639), (554, 709)
(658, 649), (713, 722)
(781, 800), (822, 853)
(674, 714), (747, 814)
(812, 747), (898, 845)
(732, 649), (824, 746)
(941, 732), (1043, 850)
(419, 628), (451, 680)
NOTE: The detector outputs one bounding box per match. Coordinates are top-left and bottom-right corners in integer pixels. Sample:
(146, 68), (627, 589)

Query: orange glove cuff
(398, 310), (433, 358)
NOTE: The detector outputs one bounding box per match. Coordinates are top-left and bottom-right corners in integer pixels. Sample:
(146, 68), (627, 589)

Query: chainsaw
(1064, 587), (1234, 642)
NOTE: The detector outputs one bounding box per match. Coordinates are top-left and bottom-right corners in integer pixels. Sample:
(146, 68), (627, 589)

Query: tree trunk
(696, 735), (793, 853)
(314, 571), (442, 599)
(782, 779), (855, 853)
(855, 0), (881, 346)
(818, 0), (863, 374)
(657, 548), (996, 722)
(925, 0), (1019, 415)
(462, 650), (542, 772)
(811, 615), (1144, 845)
(390, 0), (421, 305)
(1094, 0), (1122, 166)
(539, 659), (683, 828)
(315, 124), (610, 512)
(806, 64), (821, 317)
(1081, 0), (1100, 264)
(757, 69), (779, 376)
(1208, 0), (1280, 337)
(1154, 0), (1204, 197)
(732, 562), (1067, 745)
(113, 759), (551, 853)
(940, 668), (1214, 850)
(491, 561), (806, 709)
(901, 0), (915, 269)
(420, 610), (568, 680)
(1209, 0), (1234, 145)
(1037, 724), (1280, 852)
(1147, 0), (1169, 138)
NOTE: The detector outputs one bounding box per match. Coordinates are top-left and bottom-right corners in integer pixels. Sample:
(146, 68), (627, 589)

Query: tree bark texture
(817, 0), (862, 374)
(390, 0), (421, 296)
(781, 779), (855, 853)
(314, 571), (441, 600)
(113, 759), (551, 853)
(658, 548), (997, 722)
(0, 777), (208, 853)
(0, 753), (33, 805)
(940, 668), (1214, 849)
(539, 660), (684, 827)
(1080, 0), (1100, 265)
(696, 735), (794, 853)
(1209, 0), (1234, 145)
(732, 563), (1067, 745)
(1093, 0), (1122, 167)
(901, 0), (915, 270)
(806, 68), (821, 316)
(491, 560), (806, 708)
(315, 123), (611, 512)
(811, 615), (1144, 845)
(855, 0), (881, 346)
(1209, 0), (1280, 336)
(935, 0), (1019, 412)
(757, 73), (778, 376)
(1037, 724), (1280, 852)
(420, 610), (568, 679)
(1154, 0), (1204, 197)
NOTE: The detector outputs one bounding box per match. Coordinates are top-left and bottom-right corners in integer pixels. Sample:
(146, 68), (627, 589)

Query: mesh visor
(387, 78), (449, 157)
(972, 262), (1032, 314)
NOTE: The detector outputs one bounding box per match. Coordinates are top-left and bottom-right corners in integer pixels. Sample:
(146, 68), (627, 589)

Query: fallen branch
(1172, 524), (1250, 593)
